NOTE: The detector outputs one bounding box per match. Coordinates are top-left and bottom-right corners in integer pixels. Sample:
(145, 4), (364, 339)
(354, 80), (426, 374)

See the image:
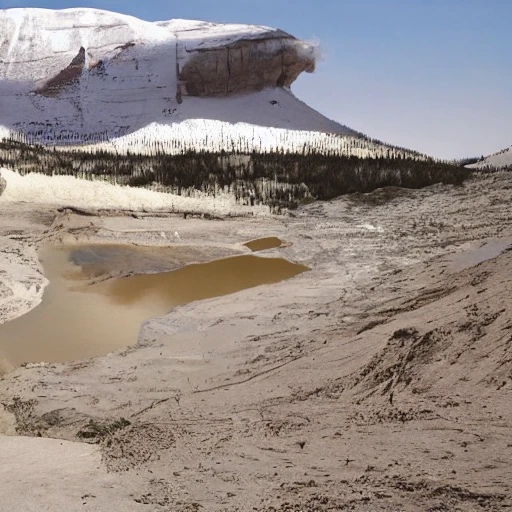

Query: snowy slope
(68, 87), (376, 156)
(156, 18), (290, 51)
(466, 146), (512, 170)
(0, 167), (266, 215)
(0, 8), (178, 142)
(0, 7), (355, 150)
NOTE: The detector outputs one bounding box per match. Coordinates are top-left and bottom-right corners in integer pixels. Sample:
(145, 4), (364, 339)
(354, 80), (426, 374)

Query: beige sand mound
(340, 248), (512, 401)
(0, 436), (142, 512)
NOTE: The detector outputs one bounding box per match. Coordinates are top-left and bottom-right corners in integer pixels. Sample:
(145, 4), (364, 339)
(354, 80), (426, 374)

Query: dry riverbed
(1, 172), (512, 511)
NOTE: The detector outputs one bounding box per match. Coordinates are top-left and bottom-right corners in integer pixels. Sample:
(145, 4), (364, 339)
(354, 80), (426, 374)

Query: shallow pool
(244, 237), (283, 251)
(0, 245), (307, 369)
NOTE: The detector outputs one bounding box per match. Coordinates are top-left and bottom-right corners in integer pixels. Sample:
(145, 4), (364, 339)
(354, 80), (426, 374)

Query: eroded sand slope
(0, 171), (511, 510)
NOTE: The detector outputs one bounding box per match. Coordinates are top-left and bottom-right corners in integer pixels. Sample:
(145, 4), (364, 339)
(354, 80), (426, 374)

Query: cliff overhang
(177, 35), (316, 98)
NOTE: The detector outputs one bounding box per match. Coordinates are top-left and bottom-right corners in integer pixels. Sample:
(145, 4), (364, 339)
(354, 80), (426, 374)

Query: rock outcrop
(178, 38), (315, 97)
(36, 47), (86, 98)
(153, 19), (316, 98)
(156, 19), (315, 97)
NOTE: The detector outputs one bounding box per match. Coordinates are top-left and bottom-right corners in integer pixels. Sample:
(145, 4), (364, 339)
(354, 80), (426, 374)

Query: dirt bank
(1, 172), (511, 511)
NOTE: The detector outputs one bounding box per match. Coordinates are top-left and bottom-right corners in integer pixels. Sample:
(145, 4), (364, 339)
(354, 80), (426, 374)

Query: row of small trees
(0, 137), (468, 210)
(5, 124), (432, 161)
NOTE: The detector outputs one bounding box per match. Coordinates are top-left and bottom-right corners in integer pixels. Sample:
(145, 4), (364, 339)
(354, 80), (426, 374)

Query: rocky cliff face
(0, 8), (329, 146)
(35, 47), (86, 98)
(155, 19), (315, 98)
(178, 38), (314, 97)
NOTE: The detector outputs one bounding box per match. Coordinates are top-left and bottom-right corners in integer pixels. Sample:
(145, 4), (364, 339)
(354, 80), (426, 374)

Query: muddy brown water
(244, 237), (282, 251)
(0, 245), (308, 369)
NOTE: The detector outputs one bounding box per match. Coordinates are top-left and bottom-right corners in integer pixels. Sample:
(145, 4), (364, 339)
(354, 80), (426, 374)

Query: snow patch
(467, 146), (512, 170)
(0, 167), (266, 216)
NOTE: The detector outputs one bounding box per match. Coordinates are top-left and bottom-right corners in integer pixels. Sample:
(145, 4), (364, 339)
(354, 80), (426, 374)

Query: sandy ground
(1, 172), (512, 511)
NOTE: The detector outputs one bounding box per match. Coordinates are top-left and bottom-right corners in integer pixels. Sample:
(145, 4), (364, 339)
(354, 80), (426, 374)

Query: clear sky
(3, 0), (511, 159)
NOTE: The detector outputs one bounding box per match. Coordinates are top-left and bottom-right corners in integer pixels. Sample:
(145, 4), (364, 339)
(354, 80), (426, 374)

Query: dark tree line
(0, 138), (469, 211)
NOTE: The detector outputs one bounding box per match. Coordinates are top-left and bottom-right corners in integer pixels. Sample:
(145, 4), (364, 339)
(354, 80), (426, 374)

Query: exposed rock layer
(36, 47), (86, 98)
(180, 38), (315, 97)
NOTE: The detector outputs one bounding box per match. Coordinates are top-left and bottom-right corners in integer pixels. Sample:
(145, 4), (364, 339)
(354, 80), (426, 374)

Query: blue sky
(3, 0), (511, 159)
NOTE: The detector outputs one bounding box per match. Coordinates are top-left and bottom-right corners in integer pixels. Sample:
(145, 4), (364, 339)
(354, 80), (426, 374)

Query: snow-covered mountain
(0, 7), (358, 149)
(0, 8), (469, 213)
(466, 146), (512, 170)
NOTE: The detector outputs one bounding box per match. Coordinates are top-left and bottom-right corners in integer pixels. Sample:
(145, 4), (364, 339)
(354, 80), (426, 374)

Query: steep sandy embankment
(1, 172), (512, 510)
